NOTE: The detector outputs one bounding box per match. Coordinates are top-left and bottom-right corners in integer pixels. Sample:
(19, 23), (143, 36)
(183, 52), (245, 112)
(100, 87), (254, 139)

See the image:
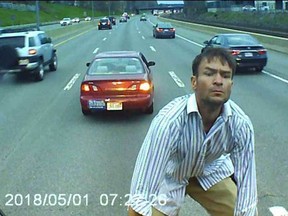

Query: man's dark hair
(192, 47), (236, 77)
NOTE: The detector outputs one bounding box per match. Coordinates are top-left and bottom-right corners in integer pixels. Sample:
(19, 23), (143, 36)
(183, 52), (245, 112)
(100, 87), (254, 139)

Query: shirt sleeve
(128, 115), (172, 216)
(230, 120), (258, 216)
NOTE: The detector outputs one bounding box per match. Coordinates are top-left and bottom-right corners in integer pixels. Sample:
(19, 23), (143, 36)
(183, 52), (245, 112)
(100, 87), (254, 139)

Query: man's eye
(204, 71), (213, 76)
(223, 73), (232, 78)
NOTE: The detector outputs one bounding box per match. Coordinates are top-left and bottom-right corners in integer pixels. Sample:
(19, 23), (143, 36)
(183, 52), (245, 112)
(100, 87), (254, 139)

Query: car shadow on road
(81, 110), (155, 123)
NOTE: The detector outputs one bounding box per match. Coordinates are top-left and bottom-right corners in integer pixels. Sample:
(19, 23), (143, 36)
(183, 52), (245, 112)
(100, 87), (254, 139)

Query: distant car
(201, 33), (268, 72)
(84, 16), (91, 21)
(60, 18), (72, 26)
(260, 5), (270, 11)
(98, 17), (112, 30)
(242, 5), (257, 11)
(72, 17), (80, 23)
(108, 16), (116, 25)
(80, 51), (156, 115)
(119, 16), (127, 23)
(140, 14), (147, 21)
(153, 22), (175, 38)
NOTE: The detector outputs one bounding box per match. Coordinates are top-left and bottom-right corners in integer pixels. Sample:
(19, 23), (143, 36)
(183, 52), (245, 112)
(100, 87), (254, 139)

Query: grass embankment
(0, 2), (110, 27)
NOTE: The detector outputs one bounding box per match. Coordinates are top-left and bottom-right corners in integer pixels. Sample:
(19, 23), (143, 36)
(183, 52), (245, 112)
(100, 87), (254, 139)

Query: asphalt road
(0, 14), (287, 216)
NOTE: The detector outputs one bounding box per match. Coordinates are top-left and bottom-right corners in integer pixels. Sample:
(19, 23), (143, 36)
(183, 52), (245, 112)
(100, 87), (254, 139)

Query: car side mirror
(147, 61), (155, 67)
(86, 62), (90, 67)
(47, 37), (52, 43)
(203, 40), (209, 45)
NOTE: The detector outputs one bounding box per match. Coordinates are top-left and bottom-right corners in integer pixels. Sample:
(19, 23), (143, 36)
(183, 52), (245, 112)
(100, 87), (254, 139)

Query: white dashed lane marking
(64, 73), (81, 91)
(150, 46), (156, 52)
(269, 206), (288, 216)
(169, 71), (185, 88)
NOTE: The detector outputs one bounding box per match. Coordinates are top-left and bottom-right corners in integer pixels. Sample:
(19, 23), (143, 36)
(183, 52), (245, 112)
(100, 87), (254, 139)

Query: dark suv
(108, 16), (116, 25)
(98, 18), (112, 30)
(0, 28), (57, 81)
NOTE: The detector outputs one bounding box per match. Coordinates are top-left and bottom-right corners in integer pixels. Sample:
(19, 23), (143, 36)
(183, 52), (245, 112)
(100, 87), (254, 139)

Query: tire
(144, 103), (154, 114)
(49, 53), (57, 71)
(82, 108), (91, 116)
(35, 60), (44, 81)
(256, 67), (264, 72)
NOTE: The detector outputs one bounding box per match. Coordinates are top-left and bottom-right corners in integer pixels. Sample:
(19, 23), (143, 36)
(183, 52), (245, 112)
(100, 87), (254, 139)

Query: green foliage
(0, 2), (98, 27)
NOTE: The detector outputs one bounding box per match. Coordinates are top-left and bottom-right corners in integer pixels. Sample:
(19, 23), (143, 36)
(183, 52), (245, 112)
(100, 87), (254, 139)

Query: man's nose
(213, 72), (223, 85)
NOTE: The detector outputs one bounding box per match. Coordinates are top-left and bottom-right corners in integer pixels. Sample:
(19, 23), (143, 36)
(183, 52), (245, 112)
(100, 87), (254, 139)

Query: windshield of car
(88, 57), (144, 75)
(158, 22), (173, 28)
(0, 36), (25, 48)
(226, 35), (259, 45)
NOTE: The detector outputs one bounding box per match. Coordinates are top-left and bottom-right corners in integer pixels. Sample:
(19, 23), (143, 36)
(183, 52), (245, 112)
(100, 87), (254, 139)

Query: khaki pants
(152, 177), (237, 216)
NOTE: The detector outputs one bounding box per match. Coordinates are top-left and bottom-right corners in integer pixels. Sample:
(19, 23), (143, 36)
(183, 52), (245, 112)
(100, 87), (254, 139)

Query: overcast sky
(157, 1), (184, 4)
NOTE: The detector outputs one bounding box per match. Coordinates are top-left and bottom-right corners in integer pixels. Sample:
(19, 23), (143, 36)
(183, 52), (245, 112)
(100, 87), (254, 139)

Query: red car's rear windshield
(88, 57), (144, 75)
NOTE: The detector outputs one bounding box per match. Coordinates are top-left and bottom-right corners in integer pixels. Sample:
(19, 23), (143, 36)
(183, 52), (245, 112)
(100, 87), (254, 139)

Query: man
(128, 48), (257, 216)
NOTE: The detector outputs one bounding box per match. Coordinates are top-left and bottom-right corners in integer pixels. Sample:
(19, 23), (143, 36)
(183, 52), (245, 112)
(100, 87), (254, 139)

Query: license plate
(107, 102), (122, 110)
(164, 29), (169, 32)
(244, 52), (253, 57)
(88, 100), (105, 109)
(19, 59), (29, 65)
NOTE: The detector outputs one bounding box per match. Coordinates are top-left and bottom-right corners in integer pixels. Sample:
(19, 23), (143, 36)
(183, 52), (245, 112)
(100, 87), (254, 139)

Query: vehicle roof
(217, 33), (252, 37)
(0, 30), (44, 37)
(95, 51), (141, 58)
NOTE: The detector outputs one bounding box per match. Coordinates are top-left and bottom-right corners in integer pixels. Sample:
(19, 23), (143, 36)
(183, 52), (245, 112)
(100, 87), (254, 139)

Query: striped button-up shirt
(129, 94), (257, 216)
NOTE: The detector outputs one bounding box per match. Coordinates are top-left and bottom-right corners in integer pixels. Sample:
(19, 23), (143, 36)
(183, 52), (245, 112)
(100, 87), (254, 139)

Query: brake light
(258, 49), (267, 55)
(156, 28), (163, 32)
(170, 28), (175, 32)
(230, 50), (240, 55)
(81, 84), (90, 92)
(29, 49), (37, 55)
(140, 82), (151, 91)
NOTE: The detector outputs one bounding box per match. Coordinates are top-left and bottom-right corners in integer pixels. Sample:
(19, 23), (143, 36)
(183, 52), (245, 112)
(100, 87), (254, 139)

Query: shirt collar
(187, 93), (232, 121)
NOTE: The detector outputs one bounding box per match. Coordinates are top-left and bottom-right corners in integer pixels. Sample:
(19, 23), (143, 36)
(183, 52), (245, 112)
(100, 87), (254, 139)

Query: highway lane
(0, 14), (287, 216)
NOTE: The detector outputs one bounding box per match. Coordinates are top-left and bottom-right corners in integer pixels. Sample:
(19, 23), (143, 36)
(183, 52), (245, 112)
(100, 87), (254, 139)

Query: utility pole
(91, 1), (94, 20)
(36, 0), (40, 30)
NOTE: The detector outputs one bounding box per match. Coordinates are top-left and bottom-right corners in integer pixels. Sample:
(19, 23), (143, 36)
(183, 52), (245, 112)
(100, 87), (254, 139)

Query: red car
(80, 51), (155, 115)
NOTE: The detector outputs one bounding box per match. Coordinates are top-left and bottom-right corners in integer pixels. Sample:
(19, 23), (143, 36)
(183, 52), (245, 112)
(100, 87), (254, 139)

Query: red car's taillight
(139, 82), (151, 91)
(81, 83), (98, 92)
(258, 49), (267, 55)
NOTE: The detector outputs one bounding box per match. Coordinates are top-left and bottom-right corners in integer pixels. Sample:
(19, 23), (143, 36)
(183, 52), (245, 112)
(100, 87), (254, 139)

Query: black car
(140, 14), (147, 21)
(153, 22), (175, 39)
(98, 18), (112, 30)
(202, 33), (267, 72)
(108, 16), (116, 25)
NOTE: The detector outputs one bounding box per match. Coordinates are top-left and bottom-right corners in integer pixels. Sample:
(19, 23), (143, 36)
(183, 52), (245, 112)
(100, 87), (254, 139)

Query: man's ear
(191, 76), (197, 90)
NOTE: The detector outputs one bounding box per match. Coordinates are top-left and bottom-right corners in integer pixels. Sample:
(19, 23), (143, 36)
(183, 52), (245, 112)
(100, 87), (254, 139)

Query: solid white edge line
(262, 70), (288, 84)
(64, 73), (81, 91)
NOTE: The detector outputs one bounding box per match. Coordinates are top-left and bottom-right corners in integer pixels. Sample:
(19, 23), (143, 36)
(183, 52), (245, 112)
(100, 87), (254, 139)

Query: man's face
(192, 57), (233, 106)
